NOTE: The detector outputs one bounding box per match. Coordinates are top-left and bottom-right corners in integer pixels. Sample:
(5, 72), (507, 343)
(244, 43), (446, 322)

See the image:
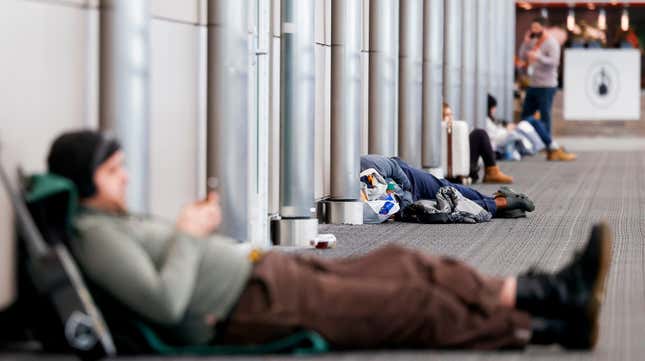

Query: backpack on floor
(1, 169), (329, 357)
(0, 164), (116, 361)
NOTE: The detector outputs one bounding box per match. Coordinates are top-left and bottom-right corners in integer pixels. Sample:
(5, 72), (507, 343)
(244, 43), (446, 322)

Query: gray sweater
(72, 208), (253, 345)
(518, 35), (560, 88)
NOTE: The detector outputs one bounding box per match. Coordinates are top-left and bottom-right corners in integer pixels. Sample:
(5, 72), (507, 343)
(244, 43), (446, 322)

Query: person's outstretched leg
(219, 222), (612, 350)
(537, 87), (556, 136)
(393, 157), (497, 214)
(392, 158), (536, 217)
(219, 246), (532, 349)
(521, 87), (540, 121)
(527, 116), (552, 147)
(516, 222), (612, 348)
(532, 88), (576, 161)
(469, 129), (513, 184)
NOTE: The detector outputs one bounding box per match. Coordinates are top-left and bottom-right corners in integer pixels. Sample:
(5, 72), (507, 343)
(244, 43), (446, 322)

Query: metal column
(443, 0), (462, 119)
(505, 1), (516, 123)
(247, 0), (271, 247)
(99, 0), (150, 213)
(487, 0), (500, 116)
(268, 0), (281, 217)
(460, 0), (476, 129)
(422, 0), (444, 172)
(272, 0), (318, 246)
(475, 0), (489, 128)
(494, 0), (506, 120)
(207, 1), (249, 242)
(326, 0), (363, 225)
(368, 0), (398, 156)
(398, 0), (423, 167)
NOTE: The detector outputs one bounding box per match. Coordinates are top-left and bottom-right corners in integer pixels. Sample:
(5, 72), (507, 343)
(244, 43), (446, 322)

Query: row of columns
(442, 0), (516, 130)
(98, 0), (517, 246)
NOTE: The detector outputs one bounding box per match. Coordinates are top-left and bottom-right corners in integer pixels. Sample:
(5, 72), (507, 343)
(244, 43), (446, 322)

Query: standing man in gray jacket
(518, 17), (576, 161)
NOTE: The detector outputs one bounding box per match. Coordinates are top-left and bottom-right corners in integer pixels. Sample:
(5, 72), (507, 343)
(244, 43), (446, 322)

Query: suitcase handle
(446, 122), (453, 178)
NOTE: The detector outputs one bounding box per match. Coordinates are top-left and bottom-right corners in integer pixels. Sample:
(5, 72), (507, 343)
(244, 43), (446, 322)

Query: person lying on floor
(47, 130), (611, 351)
(361, 154), (534, 219)
(442, 102), (513, 184)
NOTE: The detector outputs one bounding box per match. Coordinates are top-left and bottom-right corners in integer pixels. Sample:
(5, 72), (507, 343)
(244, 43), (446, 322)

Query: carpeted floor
(2, 141), (645, 360)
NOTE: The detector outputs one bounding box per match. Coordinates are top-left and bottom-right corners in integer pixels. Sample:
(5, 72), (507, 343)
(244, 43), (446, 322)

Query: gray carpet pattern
(2, 148), (645, 360)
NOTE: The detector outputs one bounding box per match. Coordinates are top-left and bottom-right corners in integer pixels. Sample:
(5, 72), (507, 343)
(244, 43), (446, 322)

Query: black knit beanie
(487, 94), (498, 119)
(487, 94), (498, 112)
(47, 130), (121, 198)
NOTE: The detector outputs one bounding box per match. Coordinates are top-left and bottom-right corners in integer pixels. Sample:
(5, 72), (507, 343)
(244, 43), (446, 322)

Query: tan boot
(547, 147), (577, 161)
(483, 165), (513, 184)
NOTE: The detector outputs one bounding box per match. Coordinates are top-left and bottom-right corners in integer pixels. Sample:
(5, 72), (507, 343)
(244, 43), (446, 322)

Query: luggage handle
(446, 122), (453, 179)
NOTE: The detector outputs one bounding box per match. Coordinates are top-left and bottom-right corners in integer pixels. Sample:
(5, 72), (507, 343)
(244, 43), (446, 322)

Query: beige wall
(0, 0), (209, 309)
(0, 0), (98, 309)
(151, 0), (203, 25)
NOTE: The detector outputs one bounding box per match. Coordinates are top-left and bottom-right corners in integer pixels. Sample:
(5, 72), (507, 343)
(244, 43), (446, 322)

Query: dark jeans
(392, 158), (497, 215)
(526, 116), (552, 148)
(469, 129), (497, 173)
(219, 247), (531, 349)
(520, 87), (557, 136)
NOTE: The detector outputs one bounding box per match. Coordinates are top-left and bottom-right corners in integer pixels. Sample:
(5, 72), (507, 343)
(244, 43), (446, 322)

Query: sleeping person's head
(48, 130), (127, 213)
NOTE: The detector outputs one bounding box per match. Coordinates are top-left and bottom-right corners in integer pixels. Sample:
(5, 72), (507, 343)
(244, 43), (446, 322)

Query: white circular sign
(585, 62), (620, 108)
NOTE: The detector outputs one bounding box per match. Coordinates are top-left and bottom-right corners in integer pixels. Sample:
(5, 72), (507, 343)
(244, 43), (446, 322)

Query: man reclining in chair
(47, 130), (611, 350)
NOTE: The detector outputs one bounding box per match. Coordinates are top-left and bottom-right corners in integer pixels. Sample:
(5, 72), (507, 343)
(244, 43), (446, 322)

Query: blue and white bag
(360, 168), (400, 224)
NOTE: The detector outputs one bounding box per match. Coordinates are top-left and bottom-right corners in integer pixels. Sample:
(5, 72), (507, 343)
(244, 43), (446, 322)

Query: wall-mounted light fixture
(566, 7), (576, 31)
(621, 7), (630, 31)
(598, 8), (607, 31)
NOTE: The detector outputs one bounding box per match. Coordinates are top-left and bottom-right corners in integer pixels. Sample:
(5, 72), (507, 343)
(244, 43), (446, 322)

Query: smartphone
(203, 177), (219, 203)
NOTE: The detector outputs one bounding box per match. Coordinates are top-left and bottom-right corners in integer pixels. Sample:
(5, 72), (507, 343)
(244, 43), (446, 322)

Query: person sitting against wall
(360, 154), (533, 219)
(442, 102), (513, 184)
(47, 130), (611, 351)
(485, 94), (533, 161)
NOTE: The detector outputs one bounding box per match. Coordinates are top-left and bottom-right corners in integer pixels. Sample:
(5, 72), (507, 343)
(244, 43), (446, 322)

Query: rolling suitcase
(441, 120), (471, 184)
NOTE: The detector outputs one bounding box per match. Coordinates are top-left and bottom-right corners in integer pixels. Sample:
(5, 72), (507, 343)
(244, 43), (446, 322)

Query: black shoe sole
(495, 209), (527, 218)
(586, 221), (613, 349)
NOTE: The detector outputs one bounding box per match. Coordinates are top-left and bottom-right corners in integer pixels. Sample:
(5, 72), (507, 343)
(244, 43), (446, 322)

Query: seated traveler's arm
(486, 118), (509, 146)
(494, 132), (509, 147)
(75, 224), (201, 325)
